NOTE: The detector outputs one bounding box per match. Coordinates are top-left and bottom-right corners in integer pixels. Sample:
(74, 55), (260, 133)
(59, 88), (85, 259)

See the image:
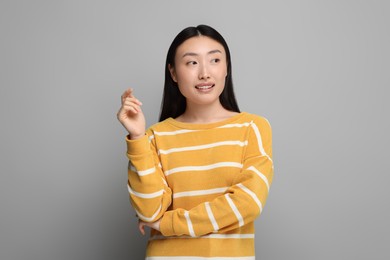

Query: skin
(117, 35), (238, 235)
(170, 36), (237, 123)
(117, 88), (145, 140)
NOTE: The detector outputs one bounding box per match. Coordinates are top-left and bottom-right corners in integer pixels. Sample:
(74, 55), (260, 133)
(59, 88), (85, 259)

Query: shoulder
(243, 113), (273, 156)
(242, 112), (272, 131)
(241, 112), (272, 147)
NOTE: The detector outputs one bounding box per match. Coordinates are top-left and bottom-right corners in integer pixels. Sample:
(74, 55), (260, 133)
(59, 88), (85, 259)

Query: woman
(117, 25), (273, 259)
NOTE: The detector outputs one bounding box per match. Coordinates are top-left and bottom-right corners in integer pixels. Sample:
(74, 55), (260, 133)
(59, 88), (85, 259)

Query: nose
(198, 63), (210, 80)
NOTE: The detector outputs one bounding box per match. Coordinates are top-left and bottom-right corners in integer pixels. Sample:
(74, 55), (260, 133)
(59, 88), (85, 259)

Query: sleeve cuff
(160, 211), (175, 236)
(126, 134), (150, 155)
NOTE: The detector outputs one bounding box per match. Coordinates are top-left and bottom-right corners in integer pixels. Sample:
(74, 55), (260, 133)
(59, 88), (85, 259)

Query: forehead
(175, 36), (225, 57)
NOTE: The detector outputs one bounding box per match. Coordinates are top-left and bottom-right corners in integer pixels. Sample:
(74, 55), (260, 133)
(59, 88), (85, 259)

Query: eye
(186, 61), (198, 66)
(211, 58), (221, 63)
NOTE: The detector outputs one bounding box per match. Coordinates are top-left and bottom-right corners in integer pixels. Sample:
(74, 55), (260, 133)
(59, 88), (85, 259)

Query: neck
(178, 101), (233, 124)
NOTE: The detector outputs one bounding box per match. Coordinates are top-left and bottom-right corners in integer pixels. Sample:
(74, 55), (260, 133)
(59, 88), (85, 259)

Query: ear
(168, 64), (177, 83)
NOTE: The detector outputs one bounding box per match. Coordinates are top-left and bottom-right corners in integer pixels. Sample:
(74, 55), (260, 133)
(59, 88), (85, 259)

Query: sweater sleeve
(159, 116), (273, 237)
(126, 129), (172, 222)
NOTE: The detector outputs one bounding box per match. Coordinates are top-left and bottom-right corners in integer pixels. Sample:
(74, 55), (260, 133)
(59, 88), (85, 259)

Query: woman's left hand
(138, 219), (161, 235)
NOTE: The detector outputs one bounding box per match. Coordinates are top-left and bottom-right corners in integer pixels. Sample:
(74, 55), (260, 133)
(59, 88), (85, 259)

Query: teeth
(196, 85), (213, 89)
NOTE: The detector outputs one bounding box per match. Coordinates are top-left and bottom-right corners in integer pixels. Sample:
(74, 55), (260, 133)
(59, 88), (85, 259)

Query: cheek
(223, 65), (228, 77)
(176, 68), (195, 84)
(175, 73), (191, 91)
(174, 67), (184, 81)
(217, 68), (228, 81)
(214, 64), (228, 79)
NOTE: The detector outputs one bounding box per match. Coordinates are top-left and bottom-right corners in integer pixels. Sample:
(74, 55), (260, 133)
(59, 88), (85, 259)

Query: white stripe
(159, 140), (248, 155)
(247, 166), (270, 191)
(150, 233), (254, 240)
(174, 187), (228, 199)
(146, 257), (255, 260)
(161, 177), (168, 186)
(237, 183), (263, 212)
(154, 129), (199, 136)
(148, 135), (154, 142)
(250, 121), (273, 162)
(184, 211), (195, 237)
(205, 202), (219, 232)
(156, 163), (168, 186)
(225, 194), (244, 227)
(137, 167), (155, 176)
(217, 122), (252, 128)
(128, 163), (156, 177)
(135, 205), (162, 222)
(165, 162), (243, 176)
(250, 121), (265, 154)
(128, 184), (164, 199)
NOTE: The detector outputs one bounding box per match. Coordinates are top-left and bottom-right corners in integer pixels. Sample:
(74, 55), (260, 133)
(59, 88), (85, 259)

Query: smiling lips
(195, 83), (215, 91)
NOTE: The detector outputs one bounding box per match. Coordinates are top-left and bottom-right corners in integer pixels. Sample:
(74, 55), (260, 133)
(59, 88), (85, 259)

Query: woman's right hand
(117, 88), (146, 140)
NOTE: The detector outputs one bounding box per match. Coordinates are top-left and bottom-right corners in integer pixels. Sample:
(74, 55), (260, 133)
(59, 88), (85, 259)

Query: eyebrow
(182, 49), (222, 58)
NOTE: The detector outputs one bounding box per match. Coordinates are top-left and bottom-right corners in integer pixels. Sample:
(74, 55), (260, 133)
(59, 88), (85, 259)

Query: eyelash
(186, 59), (220, 65)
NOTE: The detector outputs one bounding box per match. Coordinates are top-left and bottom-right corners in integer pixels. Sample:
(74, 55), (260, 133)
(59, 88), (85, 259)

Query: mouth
(195, 83), (215, 90)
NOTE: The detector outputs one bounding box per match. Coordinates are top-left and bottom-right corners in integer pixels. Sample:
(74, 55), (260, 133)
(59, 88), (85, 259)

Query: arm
(159, 116), (273, 237)
(126, 130), (172, 222)
(117, 88), (172, 222)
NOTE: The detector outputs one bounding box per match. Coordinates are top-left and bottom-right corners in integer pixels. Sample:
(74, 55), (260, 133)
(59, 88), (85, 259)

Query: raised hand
(117, 88), (146, 139)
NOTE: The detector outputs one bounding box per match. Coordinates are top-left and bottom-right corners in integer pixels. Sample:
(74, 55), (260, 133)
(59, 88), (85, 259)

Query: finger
(123, 101), (142, 112)
(138, 221), (145, 235)
(123, 94), (142, 107)
(124, 97), (142, 106)
(121, 89), (131, 104)
(121, 88), (135, 104)
(124, 101), (142, 112)
(123, 104), (139, 114)
(128, 88), (134, 97)
(124, 99), (142, 110)
(128, 94), (142, 105)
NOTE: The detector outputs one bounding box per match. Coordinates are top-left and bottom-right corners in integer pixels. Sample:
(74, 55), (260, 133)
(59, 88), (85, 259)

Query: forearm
(127, 134), (172, 222)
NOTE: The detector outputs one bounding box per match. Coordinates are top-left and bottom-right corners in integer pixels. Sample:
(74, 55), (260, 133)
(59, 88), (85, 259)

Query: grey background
(1, 0), (389, 259)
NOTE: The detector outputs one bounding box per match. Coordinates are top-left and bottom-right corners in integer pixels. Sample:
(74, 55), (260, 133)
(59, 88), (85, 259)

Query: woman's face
(169, 36), (228, 107)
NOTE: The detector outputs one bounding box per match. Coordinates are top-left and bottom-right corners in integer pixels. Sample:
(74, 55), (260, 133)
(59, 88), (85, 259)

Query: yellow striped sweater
(126, 112), (273, 259)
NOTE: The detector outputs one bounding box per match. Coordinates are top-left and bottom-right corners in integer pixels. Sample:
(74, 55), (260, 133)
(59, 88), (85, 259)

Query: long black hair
(159, 25), (240, 122)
